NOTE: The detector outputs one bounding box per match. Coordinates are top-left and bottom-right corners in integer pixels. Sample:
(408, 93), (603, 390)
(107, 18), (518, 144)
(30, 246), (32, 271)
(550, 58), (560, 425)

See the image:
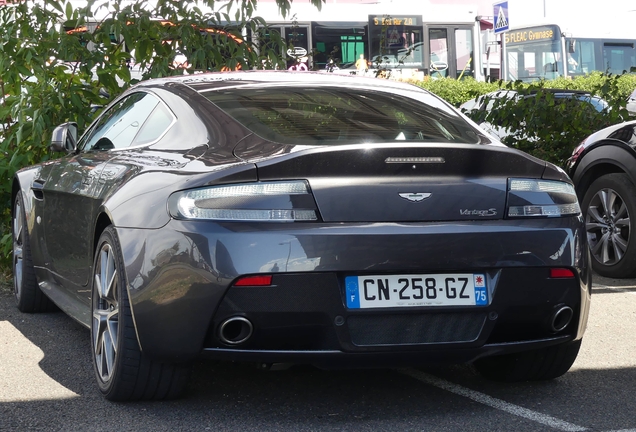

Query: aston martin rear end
(13, 72), (590, 400)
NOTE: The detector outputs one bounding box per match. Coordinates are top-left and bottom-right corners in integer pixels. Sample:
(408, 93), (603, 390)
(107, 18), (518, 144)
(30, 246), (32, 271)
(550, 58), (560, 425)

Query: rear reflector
(234, 275), (273, 286)
(549, 268), (575, 279)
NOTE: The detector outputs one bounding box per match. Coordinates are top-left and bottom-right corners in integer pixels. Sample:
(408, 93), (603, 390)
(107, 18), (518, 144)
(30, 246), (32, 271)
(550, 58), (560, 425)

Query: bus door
(425, 25), (475, 79)
(284, 25), (311, 69)
(254, 25), (311, 70)
(311, 22), (367, 71)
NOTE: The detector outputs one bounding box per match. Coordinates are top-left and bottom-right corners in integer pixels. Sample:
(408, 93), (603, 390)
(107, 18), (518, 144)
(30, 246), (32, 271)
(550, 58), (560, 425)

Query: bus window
(566, 39), (595, 75)
(505, 25), (563, 81)
(506, 39), (563, 81)
(455, 28), (473, 78)
(312, 24), (366, 70)
(543, 50), (560, 79)
(507, 51), (519, 80)
(564, 39), (636, 76)
(603, 43), (636, 74)
(397, 41), (423, 68)
(579, 41), (596, 74)
(368, 15), (423, 70)
(429, 28), (449, 78)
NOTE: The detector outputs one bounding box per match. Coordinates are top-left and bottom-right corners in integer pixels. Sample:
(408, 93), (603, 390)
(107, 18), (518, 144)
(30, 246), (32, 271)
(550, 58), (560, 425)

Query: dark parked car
(568, 119), (636, 278)
(12, 71), (590, 401)
(460, 89), (608, 141)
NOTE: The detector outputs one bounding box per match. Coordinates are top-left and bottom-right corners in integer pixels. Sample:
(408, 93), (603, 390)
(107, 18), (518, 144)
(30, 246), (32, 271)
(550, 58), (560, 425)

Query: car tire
(581, 173), (636, 278)
(12, 191), (54, 312)
(91, 226), (191, 401)
(474, 340), (581, 382)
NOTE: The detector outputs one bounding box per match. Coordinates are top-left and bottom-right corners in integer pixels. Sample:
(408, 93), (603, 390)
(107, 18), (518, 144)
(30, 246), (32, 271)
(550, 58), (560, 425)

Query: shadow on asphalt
(2, 283), (636, 431)
(592, 274), (636, 295)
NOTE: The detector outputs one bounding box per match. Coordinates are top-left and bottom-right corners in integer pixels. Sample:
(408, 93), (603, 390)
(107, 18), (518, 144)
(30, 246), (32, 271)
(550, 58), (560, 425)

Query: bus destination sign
(504, 25), (559, 44)
(370, 15), (420, 27)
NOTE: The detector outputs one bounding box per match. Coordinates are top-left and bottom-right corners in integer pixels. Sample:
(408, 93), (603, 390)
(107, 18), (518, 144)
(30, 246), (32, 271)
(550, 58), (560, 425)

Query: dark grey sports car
(12, 71), (591, 401)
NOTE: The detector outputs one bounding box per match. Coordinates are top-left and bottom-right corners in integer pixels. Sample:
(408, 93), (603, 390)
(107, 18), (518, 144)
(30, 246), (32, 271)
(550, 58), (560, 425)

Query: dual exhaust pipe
(218, 316), (253, 345)
(218, 307), (573, 345)
(550, 305), (574, 332)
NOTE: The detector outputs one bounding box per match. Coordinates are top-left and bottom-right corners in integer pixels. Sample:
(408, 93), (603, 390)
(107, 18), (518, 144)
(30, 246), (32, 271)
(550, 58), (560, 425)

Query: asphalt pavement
(1, 276), (636, 432)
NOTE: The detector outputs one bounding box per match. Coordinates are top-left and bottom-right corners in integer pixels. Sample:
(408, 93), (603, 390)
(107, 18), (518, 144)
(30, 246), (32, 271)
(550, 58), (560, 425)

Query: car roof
(583, 119), (636, 145)
(134, 70), (430, 94)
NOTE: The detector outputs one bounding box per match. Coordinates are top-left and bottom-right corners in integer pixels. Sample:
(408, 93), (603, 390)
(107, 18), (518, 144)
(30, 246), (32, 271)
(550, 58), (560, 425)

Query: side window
(80, 93), (161, 151)
(132, 103), (174, 145)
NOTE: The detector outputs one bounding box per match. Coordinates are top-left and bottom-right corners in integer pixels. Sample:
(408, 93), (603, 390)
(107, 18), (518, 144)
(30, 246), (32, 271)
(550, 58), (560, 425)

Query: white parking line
(400, 368), (587, 432)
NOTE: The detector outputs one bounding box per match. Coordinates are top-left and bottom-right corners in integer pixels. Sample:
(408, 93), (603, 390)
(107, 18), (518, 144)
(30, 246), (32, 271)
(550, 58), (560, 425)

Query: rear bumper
(199, 337), (575, 368)
(201, 268), (586, 366)
(116, 217), (591, 363)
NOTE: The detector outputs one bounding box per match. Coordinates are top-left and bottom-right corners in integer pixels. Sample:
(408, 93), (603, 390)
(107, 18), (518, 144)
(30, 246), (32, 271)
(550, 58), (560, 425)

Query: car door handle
(31, 179), (45, 200)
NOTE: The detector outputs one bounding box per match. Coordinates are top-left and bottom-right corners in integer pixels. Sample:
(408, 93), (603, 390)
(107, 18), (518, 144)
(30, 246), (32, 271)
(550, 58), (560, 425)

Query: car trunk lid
(238, 143), (546, 222)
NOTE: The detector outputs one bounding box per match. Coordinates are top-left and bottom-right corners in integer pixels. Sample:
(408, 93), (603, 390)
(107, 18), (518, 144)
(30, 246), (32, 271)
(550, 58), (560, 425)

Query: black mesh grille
(347, 312), (487, 346)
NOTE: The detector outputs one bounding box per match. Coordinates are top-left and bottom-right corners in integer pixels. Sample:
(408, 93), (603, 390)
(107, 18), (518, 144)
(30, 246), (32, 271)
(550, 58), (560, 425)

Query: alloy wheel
(586, 187), (631, 266)
(92, 243), (119, 383)
(12, 199), (23, 300)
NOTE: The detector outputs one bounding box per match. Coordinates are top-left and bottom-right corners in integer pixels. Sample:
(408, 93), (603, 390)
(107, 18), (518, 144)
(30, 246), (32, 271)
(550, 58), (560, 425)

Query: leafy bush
(544, 72), (636, 100)
(410, 72), (636, 108)
(0, 0), (320, 268)
(414, 76), (499, 107)
(451, 75), (631, 167)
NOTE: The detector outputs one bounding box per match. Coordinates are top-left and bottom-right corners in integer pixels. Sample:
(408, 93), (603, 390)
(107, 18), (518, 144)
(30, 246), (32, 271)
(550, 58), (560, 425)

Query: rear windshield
(202, 85), (486, 145)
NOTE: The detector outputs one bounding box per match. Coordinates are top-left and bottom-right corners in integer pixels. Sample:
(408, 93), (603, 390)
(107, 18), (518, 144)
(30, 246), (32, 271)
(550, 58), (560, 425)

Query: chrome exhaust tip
(219, 316), (253, 345)
(551, 306), (574, 332)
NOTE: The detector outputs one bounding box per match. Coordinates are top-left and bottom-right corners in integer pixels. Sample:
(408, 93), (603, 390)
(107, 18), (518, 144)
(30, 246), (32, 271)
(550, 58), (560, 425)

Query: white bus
(60, 0), (492, 80)
(503, 22), (636, 81)
(251, 1), (486, 80)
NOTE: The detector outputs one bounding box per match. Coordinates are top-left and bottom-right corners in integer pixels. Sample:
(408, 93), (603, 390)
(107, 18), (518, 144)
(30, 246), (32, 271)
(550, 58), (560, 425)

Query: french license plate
(345, 274), (488, 309)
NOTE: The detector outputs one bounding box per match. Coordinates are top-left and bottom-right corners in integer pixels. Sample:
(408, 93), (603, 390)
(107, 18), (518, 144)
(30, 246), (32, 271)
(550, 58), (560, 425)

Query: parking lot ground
(1, 276), (636, 431)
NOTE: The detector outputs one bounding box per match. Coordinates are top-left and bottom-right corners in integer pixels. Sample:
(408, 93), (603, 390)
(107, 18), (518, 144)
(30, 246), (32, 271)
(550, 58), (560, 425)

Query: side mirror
(568, 40), (576, 53)
(50, 122), (78, 153)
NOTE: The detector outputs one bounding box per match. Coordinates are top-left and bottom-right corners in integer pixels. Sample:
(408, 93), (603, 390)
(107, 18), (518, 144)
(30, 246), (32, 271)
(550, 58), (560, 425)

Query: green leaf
(48, 0), (64, 13)
(70, 92), (83, 109)
(16, 65), (30, 76)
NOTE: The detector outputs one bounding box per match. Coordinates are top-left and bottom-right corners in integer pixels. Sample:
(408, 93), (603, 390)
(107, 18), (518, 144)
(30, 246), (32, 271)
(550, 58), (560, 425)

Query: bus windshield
(505, 25), (563, 81)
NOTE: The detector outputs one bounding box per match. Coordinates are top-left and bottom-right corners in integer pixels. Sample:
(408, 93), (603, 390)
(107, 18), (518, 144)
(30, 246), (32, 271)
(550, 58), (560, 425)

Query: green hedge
(409, 73), (634, 168)
(412, 72), (636, 107)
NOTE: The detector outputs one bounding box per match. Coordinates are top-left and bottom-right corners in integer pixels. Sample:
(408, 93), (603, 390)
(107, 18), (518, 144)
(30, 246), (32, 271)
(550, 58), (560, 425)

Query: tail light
(568, 142), (586, 167)
(169, 180), (319, 222)
(506, 179), (580, 218)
